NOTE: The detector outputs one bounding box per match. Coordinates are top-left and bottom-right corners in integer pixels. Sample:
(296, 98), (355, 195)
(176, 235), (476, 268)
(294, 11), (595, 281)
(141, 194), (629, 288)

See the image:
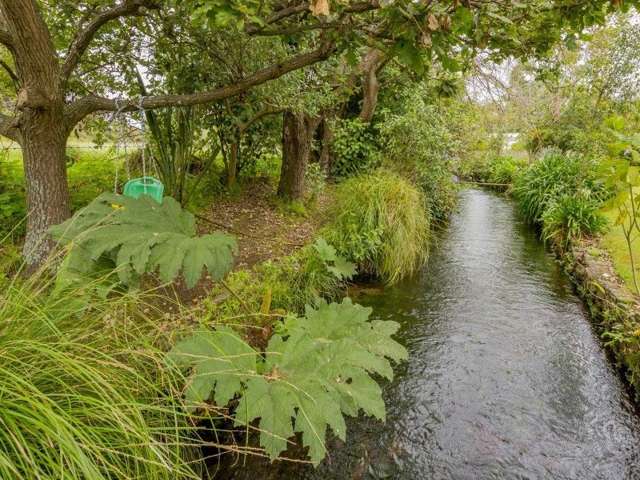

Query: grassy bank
(0, 273), (205, 479)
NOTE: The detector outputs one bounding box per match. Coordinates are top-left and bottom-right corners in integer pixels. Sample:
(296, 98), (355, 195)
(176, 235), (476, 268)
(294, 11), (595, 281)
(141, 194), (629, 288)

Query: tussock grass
(513, 151), (609, 248)
(324, 169), (430, 284)
(0, 266), (204, 480)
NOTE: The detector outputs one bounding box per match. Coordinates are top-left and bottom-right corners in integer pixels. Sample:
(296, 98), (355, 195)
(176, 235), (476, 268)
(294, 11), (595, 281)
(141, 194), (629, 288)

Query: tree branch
(238, 107), (284, 134)
(246, 2), (310, 34)
(0, 26), (13, 50)
(64, 40), (336, 130)
(0, 112), (21, 142)
(0, 58), (18, 87)
(246, 0), (379, 35)
(61, 0), (158, 82)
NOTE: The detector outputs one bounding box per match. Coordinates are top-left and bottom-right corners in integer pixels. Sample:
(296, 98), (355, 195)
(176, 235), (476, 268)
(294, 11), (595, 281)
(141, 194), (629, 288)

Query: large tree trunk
(277, 111), (319, 200)
(22, 112), (71, 267)
(0, 0), (71, 268)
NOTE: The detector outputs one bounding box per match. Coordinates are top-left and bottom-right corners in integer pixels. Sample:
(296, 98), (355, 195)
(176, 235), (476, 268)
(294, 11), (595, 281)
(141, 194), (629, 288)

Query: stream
(218, 188), (640, 480)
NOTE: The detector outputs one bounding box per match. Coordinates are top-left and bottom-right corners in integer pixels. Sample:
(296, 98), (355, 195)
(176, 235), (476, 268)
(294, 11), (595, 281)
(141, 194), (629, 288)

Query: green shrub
(378, 93), (461, 221)
(50, 193), (237, 292)
(330, 118), (380, 179)
(488, 155), (527, 185)
(168, 298), (407, 466)
(323, 170), (430, 284)
(0, 273), (203, 479)
(512, 150), (605, 224)
(541, 192), (608, 249)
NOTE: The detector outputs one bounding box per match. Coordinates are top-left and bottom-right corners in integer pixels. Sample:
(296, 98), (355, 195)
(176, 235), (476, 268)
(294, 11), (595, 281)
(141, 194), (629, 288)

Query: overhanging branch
(0, 112), (21, 142)
(64, 41), (336, 129)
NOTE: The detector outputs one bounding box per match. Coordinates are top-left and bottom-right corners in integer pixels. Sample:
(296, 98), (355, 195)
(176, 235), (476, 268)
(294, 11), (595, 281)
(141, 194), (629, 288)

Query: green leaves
(167, 327), (257, 405)
(313, 237), (357, 280)
(50, 193), (237, 289)
(168, 298), (407, 465)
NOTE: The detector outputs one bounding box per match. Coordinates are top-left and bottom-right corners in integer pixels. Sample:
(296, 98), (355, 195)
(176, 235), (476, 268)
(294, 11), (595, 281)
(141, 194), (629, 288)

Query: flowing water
(219, 189), (640, 480)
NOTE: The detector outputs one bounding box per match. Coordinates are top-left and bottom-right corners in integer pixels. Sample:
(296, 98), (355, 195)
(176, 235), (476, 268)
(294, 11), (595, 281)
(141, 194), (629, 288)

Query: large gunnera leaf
(50, 193), (236, 289)
(168, 298), (407, 465)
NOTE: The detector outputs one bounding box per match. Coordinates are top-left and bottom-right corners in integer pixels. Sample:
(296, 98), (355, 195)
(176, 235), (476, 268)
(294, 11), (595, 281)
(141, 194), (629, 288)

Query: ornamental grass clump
(513, 150), (607, 225)
(0, 267), (203, 480)
(324, 170), (430, 284)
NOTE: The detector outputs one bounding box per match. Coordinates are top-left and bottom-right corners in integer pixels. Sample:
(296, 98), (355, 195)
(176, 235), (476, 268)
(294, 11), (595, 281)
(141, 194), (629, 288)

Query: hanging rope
(109, 98), (127, 193)
(138, 96), (148, 193)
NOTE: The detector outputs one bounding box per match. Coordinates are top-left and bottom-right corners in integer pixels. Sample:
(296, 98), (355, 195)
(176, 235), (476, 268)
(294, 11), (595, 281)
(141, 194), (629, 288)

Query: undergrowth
(512, 150), (609, 247)
(323, 170), (430, 284)
(0, 267), (205, 479)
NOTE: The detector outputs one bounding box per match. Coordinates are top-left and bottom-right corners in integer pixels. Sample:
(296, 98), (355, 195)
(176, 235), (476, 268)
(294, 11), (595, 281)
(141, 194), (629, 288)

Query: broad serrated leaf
(168, 298), (407, 465)
(167, 327), (257, 406)
(234, 377), (297, 458)
(313, 237), (356, 280)
(50, 193), (237, 289)
(327, 256), (357, 280)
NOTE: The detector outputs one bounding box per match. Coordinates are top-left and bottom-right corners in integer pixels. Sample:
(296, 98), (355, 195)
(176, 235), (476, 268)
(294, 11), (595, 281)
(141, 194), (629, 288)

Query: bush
(541, 192), (608, 249)
(330, 118), (380, 179)
(323, 170), (430, 284)
(377, 93), (461, 223)
(512, 150), (606, 224)
(488, 155), (527, 185)
(0, 273), (203, 479)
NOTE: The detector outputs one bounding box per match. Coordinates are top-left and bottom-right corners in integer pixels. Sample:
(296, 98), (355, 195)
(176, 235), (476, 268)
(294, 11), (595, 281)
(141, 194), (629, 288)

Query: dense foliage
(330, 118), (380, 180)
(513, 151), (606, 222)
(324, 170), (430, 284)
(378, 88), (462, 222)
(50, 193), (237, 290)
(169, 299), (407, 464)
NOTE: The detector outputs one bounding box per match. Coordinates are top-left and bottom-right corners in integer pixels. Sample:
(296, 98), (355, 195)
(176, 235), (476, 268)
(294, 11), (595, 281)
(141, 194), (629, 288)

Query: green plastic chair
(123, 177), (164, 203)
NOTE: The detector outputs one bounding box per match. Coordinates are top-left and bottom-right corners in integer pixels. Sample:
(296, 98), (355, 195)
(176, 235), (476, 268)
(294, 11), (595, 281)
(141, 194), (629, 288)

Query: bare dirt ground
(197, 177), (329, 270)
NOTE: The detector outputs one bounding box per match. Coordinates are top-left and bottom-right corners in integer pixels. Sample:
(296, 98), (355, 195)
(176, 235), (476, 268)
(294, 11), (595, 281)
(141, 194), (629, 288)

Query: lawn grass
(600, 189), (640, 294)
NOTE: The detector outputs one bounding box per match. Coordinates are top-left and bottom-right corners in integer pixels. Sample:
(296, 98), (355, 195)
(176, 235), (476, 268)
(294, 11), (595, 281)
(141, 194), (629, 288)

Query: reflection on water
(219, 189), (640, 480)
